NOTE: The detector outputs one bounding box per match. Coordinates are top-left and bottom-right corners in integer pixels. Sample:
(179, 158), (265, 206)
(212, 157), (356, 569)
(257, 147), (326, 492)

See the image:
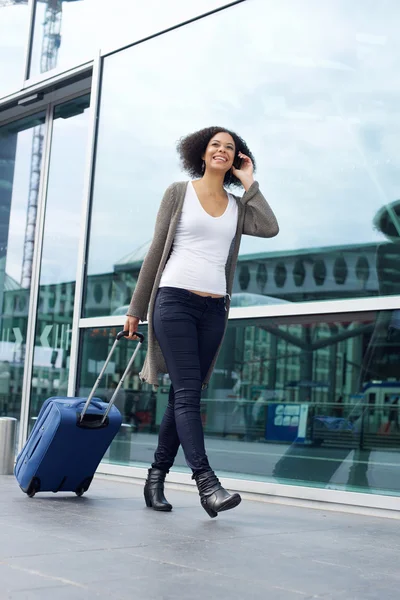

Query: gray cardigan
(127, 180), (279, 388)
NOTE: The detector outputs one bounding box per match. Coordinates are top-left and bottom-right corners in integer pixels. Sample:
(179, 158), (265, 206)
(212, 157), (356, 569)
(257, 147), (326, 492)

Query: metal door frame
(19, 82), (93, 450)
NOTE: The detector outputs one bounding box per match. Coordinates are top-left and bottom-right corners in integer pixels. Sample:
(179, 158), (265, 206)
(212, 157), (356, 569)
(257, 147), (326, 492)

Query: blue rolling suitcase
(15, 330), (144, 498)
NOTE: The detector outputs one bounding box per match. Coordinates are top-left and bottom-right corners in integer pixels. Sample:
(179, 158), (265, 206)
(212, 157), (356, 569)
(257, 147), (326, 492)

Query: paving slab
(1, 475), (399, 600)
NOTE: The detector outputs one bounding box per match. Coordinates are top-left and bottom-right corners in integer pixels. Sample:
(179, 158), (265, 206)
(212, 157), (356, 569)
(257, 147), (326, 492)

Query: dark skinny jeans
(152, 287), (226, 474)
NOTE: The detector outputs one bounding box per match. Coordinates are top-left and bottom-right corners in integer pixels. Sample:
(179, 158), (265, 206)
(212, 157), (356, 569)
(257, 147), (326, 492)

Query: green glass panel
(78, 310), (400, 496)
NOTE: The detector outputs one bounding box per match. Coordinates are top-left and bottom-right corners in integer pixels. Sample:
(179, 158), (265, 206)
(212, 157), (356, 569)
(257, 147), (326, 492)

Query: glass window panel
(85, 0), (400, 316)
(29, 0), (230, 79)
(79, 309), (400, 496)
(0, 2), (30, 99)
(0, 112), (46, 432)
(28, 94), (91, 424)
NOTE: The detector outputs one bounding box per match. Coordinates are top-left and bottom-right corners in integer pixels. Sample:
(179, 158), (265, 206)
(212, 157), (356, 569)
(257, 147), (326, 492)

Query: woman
(124, 126), (279, 518)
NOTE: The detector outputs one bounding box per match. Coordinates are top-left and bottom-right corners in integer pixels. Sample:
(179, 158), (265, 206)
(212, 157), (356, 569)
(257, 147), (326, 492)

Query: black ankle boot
(193, 470), (241, 518)
(144, 468), (172, 511)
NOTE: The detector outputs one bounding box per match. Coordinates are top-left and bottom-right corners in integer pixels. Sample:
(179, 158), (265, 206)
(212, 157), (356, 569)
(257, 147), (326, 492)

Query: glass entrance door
(28, 94), (91, 425)
(0, 92), (91, 442)
(0, 113), (47, 427)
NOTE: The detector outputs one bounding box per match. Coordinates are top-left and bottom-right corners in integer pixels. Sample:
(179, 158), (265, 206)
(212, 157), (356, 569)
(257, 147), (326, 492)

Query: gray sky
(0, 4), (29, 98)
(5, 127), (34, 283)
(87, 0), (400, 275)
(3, 0), (400, 284)
(4, 105), (89, 285)
(30, 0), (230, 78)
(1, 1), (230, 89)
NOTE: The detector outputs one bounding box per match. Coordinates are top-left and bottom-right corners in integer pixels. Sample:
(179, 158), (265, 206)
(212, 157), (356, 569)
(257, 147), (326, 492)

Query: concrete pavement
(1, 474), (400, 599)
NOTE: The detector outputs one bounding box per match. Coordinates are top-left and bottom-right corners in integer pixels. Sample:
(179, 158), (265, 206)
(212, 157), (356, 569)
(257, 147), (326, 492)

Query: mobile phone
(233, 154), (242, 170)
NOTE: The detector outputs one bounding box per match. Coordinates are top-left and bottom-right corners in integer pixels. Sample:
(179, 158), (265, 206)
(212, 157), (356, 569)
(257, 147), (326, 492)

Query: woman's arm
(232, 152), (279, 238)
(241, 181), (279, 238)
(126, 183), (176, 321)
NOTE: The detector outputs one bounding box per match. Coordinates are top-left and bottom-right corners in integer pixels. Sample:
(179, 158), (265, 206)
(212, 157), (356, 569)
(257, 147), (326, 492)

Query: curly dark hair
(176, 126), (256, 188)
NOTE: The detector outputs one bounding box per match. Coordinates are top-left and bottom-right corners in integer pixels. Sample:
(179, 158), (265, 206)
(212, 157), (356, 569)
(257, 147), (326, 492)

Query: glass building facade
(2, 0), (400, 507)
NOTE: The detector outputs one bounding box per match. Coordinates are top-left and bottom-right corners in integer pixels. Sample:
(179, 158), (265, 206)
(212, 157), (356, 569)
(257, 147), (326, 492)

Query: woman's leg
(197, 298), (226, 385)
(193, 298), (242, 517)
(152, 288), (224, 473)
(152, 384), (180, 472)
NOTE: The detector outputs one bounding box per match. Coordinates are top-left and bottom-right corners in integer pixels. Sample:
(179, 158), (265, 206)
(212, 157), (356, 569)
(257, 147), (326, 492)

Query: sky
(1, 1), (229, 88)
(2, 0), (400, 285)
(3, 101), (90, 285)
(29, 0), (231, 77)
(86, 0), (400, 275)
(0, 3), (30, 98)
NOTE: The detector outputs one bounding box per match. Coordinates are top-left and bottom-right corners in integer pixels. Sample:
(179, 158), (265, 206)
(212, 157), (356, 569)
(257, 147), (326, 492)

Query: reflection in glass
(0, 1), (30, 99)
(79, 310), (400, 496)
(0, 112), (46, 429)
(84, 0), (400, 316)
(28, 95), (90, 423)
(29, 0), (229, 78)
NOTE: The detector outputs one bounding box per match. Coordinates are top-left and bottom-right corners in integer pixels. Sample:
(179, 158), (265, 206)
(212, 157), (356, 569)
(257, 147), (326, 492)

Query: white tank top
(159, 181), (238, 296)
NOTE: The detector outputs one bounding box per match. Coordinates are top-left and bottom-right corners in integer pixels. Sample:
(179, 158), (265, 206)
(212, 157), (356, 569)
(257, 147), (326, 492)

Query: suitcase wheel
(75, 476), (93, 497)
(26, 478), (40, 498)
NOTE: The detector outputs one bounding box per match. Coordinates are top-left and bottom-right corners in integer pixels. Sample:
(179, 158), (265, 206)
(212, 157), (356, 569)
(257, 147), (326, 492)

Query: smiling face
(202, 131), (236, 175)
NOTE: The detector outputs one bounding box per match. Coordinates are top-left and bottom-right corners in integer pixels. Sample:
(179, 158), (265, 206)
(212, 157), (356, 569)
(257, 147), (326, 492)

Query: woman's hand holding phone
(232, 151), (254, 190)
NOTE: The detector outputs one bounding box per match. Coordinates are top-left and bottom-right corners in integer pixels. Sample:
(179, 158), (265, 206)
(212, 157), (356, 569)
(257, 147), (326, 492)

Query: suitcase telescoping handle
(80, 330), (145, 424)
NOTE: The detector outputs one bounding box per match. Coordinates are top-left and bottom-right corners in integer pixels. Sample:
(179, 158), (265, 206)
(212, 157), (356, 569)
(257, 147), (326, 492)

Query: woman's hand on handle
(124, 316), (140, 340)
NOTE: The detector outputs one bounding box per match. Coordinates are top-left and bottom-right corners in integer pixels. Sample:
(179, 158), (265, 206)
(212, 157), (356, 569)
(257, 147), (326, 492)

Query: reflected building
(2, 231), (398, 425)
(236, 243), (379, 301)
(3, 0), (400, 501)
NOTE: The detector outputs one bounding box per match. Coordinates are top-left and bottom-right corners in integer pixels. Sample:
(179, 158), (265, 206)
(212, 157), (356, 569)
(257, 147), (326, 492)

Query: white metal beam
(67, 52), (103, 397)
(77, 294), (400, 331)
